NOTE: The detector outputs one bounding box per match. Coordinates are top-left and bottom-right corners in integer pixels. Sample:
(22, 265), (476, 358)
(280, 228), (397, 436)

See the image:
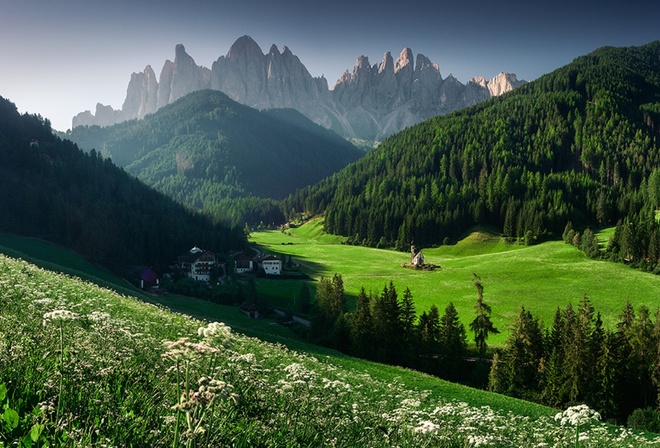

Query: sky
(1, 0), (659, 131)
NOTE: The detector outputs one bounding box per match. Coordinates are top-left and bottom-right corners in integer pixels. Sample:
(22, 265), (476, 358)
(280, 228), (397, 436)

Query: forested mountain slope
(0, 96), (244, 271)
(283, 42), (660, 249)
(64, 90), (363, 226)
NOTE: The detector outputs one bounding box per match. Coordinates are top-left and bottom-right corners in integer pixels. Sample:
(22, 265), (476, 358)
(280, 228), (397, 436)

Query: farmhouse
(128, 266), (160, 290)
(233, 252), (254, 274)
(175, 246), (219, 282)
(260, 255), (282, 275)
(240, 301), (260, 319)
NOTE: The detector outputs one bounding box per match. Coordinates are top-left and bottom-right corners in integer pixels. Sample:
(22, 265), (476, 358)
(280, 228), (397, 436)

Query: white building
(176, 246), (218, 282)
(261, 255), (282, 275)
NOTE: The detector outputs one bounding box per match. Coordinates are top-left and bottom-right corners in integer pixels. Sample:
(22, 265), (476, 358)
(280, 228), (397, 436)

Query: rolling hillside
(283, 42), (660, 250)
(250, 219), (660, 346)
(64, 90), (364, 225)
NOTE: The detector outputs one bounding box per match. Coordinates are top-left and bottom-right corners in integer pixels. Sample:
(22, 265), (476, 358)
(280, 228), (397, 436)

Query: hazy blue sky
(1, 0), (658, 131)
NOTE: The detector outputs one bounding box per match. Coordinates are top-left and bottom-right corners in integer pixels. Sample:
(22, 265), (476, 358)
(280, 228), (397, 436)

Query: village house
(128, 266), (160, 290)
(175, 246), (219, 282)
(233, 252), (254, 274)
(260, 254), (282, 275)
(239, 301), (260, 319)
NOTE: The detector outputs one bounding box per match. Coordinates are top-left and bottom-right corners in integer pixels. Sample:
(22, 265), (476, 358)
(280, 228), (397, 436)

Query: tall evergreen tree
(438, 302), (467, 381)
(370, 282), (402, 364)
(629, 305), (657, 409)
(494, 307), (544, 400)
(417, 305), (441, 374)
(398, 287), (418, 367)
(543, 307), (569, 407)
(469, 274), (499, 359)
(349, 287), (374, 359)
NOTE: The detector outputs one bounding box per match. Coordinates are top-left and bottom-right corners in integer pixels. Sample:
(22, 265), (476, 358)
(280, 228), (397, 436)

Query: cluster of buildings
(176, 246), (283, 281)
(132, 246), (283, 289)
(132, 246), (283, 288)
(131, 247), (286, 319)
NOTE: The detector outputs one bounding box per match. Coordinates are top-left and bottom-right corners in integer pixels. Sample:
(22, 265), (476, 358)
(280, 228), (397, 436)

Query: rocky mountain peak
(415, 53), (440, 76)
(378, 52), (395, 74)
(227, 35), (264, 62)
(395, 48), (414, 73)
(72, 36), (525, 141)
(174, 44), (188, 59)
(268, 44), (280, 56)
(487, 72), (524, 96)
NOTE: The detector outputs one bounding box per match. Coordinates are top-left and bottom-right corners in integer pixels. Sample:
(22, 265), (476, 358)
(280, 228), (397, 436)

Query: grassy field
(252, 219), (660, 345)
(2, 252), (657, 446)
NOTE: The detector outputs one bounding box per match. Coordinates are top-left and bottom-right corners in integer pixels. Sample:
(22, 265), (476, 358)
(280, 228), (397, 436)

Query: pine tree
(311, 276), (334, 339)
(417, 305), (441, 374)
(629, 305), (657, 409)
(398, 287), (417, 366)
(543, 308), (568, 407)
(371, 282), (402, 364)
(469, 274), (499, 359)
(498, 307), (544, 400)
(349, 287), (374, 359)
(328, 273), (346, 323)
(438, 302), (467, 381)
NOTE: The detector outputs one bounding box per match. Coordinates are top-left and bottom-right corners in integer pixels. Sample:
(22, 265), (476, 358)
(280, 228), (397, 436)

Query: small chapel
(410, 241), (424, 266)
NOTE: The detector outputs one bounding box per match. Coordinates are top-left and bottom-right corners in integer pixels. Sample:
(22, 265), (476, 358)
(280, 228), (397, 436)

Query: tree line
(491, 296), (660, 428)
(308, 271), (660, 430)
(310, 273), (498, 385)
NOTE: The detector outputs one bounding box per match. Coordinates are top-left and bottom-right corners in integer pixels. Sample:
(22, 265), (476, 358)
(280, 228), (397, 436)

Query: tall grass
(1, 254), (658, 446)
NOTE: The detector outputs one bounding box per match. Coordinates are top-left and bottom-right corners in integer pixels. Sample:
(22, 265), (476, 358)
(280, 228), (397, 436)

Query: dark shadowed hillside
(64, 90), (364, 226)
(283, 42), (660, 251)
(0, 96), (244, 271)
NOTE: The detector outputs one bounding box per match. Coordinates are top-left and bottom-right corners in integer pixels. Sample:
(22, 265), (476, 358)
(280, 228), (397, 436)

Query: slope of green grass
(0, 233), (146, 298)
(2, 253), (657, 446)
(251, 219), (660, 345)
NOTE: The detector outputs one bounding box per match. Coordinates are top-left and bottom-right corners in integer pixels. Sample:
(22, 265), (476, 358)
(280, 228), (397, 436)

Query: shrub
(628, 408), (660, 433)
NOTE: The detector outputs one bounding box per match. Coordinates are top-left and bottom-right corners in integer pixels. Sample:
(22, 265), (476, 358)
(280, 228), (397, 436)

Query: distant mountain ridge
(73, 36), (525, 141)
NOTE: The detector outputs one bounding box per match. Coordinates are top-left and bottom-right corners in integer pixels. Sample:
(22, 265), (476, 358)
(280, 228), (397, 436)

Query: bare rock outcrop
(73, 35), (525, 141)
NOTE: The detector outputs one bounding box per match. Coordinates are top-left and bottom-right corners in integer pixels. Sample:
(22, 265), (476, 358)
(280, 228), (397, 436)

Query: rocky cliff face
(72, 36), (525, 141)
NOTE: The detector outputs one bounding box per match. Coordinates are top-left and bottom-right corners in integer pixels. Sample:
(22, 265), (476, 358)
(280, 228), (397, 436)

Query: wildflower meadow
(1, 254), (659, 447)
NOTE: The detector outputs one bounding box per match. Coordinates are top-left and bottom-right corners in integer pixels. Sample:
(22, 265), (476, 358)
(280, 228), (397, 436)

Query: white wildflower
(414, 420), (440, 434)
(43, 309), (79, 326)
(554, 404), (601, 427)
(283, 363), (316, 382)
(87, 311), (111, 322)
(197, 321), (231, 339)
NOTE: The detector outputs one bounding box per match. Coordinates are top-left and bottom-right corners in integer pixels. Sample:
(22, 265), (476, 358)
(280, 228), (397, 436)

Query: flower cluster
(554, 404), (601, 427)
(42, 309), (79, 326)
(161, 337), (219, 361)
(197, 321), (231, 339)
(171, 376), (237, 412)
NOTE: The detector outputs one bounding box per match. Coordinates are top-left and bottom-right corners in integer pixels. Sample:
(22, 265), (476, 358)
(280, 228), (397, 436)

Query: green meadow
(251, 219), (660, 345)
(3, 252), (658, 446)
